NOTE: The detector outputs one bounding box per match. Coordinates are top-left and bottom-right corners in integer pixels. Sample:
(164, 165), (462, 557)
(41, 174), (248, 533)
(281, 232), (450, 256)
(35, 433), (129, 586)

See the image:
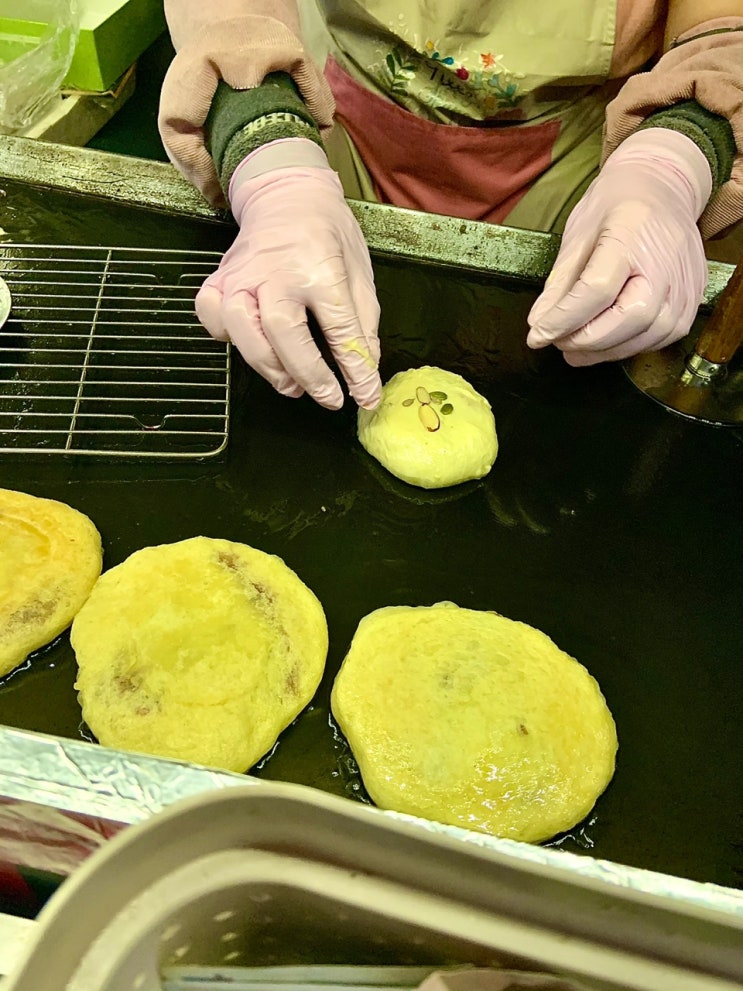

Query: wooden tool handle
(694, 255), (743, 365)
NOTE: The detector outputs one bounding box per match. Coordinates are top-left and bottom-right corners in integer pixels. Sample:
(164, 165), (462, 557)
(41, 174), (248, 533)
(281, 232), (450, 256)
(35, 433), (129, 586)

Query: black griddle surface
(1, 179), (741, 890)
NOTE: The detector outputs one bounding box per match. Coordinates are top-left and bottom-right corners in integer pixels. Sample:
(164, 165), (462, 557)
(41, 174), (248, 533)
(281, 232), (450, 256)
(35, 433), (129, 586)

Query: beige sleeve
(158, 0), (335, 207)
(603, 17), (743, 238)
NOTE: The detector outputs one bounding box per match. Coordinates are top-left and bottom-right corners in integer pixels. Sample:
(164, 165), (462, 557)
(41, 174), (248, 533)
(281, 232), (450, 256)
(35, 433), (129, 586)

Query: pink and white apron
(303, 0), (618, 232)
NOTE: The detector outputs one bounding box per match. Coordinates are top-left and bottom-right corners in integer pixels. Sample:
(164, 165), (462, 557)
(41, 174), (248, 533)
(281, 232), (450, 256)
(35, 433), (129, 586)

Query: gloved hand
(196, 138), (381, 409)
(526, 128), (712, 366)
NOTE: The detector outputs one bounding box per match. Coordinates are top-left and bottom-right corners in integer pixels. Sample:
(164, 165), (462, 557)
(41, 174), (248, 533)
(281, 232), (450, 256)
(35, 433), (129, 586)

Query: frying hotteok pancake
(72, 536), (328, 773)
(0, 488), (102, 677)
(357, 366), (498, 489)
(331, 603), (617, 843)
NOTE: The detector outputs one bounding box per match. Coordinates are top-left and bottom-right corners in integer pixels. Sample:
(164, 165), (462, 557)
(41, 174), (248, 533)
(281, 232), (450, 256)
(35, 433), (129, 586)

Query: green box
(0, 19), (46, 64)
(0, 0), (166, 94)
(67, 0), (166, 91)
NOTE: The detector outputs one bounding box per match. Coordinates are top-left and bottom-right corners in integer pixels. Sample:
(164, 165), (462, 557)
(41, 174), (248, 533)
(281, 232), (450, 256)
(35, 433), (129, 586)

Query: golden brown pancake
(72, 536), (328, 772)
(331, 602), (617, 842)
(358, 366), (498, 488)
(0, 488), (102, 677)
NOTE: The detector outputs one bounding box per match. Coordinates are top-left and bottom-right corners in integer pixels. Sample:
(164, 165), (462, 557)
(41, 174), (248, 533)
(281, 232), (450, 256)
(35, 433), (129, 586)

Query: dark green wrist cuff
(205, 72), (322, 198)
(220, 112), (322, 196)
(639, 99), (735, 193)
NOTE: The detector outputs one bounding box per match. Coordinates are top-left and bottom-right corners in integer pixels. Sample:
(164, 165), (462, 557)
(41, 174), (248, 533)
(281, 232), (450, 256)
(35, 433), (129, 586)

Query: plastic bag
(0, 0), (80, 132)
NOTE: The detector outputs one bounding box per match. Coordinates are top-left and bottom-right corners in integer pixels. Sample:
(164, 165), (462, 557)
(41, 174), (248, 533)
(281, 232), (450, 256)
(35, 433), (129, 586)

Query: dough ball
(357, 366), (497, 489)
(72, 537), (328, 773)
(331, 603), (617, 843)
(0, 488), (102, 677)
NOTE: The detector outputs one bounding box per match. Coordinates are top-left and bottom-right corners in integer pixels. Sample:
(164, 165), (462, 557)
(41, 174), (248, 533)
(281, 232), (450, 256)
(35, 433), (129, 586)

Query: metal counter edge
(0, 134), (733, 304)
(0, 724), (741, 923)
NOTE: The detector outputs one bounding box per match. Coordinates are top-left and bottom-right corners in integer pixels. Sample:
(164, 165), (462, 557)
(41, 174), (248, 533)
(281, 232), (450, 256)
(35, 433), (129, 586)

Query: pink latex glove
(196, 138), (381, 409)
(526, 129), (713, 366)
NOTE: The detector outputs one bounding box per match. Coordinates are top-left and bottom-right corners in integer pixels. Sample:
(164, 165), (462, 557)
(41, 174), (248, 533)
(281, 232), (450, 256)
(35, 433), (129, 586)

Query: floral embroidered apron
(301, 0), (618, 232)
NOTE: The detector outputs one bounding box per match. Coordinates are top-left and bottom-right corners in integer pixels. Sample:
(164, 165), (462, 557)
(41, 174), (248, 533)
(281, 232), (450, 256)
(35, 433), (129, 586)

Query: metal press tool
(626, 253), (743, 426)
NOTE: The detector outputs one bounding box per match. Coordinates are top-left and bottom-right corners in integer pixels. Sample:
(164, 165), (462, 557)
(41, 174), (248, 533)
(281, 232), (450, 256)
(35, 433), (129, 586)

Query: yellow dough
(72, 536), (328, 773)
(331, 603), (617, 843)
(357, 366), (498, 489)
(0, 488), (102, 676)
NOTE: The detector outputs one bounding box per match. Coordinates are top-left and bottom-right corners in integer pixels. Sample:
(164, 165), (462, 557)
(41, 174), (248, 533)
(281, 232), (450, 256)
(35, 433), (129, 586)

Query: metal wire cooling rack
(0, 244), (230, 457)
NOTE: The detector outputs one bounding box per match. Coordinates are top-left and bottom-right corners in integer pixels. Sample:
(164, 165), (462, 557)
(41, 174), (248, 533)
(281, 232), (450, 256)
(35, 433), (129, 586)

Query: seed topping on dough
(401, 385), (454, 431)
(418, 404), (441, 432)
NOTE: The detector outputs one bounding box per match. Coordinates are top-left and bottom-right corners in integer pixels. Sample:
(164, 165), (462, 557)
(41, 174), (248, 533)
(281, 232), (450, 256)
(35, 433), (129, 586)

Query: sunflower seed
(418, 403), (440, 431)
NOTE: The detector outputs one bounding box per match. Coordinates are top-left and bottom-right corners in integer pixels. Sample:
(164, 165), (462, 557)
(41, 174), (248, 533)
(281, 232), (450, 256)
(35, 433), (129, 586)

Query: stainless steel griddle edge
(0, 134), (734, 301)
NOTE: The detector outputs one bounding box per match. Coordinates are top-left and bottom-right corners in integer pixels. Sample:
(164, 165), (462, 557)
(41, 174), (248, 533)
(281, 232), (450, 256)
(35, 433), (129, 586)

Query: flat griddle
(0, 175), (741, 892)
